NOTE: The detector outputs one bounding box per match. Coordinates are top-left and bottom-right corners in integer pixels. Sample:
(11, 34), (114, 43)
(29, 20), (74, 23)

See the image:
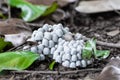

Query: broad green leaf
(42, 2), (58, 16)
(82, 38), (110, 60)
(8, 0), (57, 22)
(0, 51), (39, 71)
(0, 38), (12, 52)
(88, 38), (96, 54)
(82, 39), (96, 59)
(82, 47), (93, 59)
(49, 61), (56, 70)
(95, 50), (110, 59)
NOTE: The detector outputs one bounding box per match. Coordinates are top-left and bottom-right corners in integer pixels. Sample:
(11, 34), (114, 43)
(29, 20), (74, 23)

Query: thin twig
(84, 37), (120, 48)
(12, 70), (59, 74)
(96, 40), (120, 48)
(7, 42), (26, 51)
(11, 68), (102, 75)
(26, 23), (43, 27)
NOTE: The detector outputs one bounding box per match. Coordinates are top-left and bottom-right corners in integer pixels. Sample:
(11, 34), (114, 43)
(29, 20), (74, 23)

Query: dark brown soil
(0, 2), (120, 80)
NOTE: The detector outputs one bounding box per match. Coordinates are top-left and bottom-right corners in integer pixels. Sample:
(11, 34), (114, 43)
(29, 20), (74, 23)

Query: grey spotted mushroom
(23, 24), (94, 68)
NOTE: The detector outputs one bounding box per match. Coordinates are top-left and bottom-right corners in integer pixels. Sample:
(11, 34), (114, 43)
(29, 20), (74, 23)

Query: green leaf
(42, 2), (58, 16)
(0, 38), (12, 52)
(8, 0), (57, 22)
(82, 38), (96, 59)
(49, 61), (56, 70)
(95, 50), (110, 59)
(82, 38), (110, 60)
(88, 38), (96, 54)
(0, 51), (39, 72)
(82, 47), (93, 59)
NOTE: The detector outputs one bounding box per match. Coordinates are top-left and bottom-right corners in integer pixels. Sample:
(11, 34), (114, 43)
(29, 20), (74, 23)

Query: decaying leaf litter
(0, 0), (120, 80)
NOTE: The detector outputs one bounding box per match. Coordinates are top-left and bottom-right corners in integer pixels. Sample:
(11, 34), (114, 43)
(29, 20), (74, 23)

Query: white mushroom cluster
(23, 24), (93, 68)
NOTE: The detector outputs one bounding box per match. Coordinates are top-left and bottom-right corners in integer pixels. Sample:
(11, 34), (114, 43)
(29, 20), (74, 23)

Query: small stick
(12, 70), (59, 74)
(26, 23), (43, 27)
(84, 37), (120, 48)
(11, 68), (102, 75)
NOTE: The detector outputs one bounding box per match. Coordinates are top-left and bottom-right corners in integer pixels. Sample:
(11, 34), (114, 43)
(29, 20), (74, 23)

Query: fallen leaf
(75, 0), (120, 13)
(51, 9), (70, 22)
(107, 30), (120, 36)
(8, 0), (58, 22)
(96, 58), (120, 80)
(0, 18), (32, 46)
(82, 38), (110, 60)
(0, 51), (39, 72)
(49, 61), (56, 70)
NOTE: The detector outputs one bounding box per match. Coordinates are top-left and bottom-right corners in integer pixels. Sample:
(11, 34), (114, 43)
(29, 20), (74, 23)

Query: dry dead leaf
(96, 58), (120, 80)
(0, 18), (32, 46)
(107, 30), (120, 36)
(51, 9), (70, 22)
(75, 0), (120, 13)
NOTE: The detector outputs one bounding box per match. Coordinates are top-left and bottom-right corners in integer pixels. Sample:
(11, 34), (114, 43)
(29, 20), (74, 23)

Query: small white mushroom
(49, 40), (54, 48)
(57, 23), (63, 29)
(62, 53), (71, 61)
(77, 53), (82, 59)
(63, 41), (69, 46)
(38, 28), (44, 32)
(63, 27), (69, 34)
(53, 51), (59, 59)
(58, 38), (63, 42)
(37, 44), (44, 53)
(59, 40), (65, 45)
(69, 40), (75, 45)
(43, 47), (49, 55)
(31, 46), (38, 53)
(52, 34), (58, 42)
(39, 54), (45, 61)
(55, 55), (62, 63)
(64, 33), (73, 41)
(75, 33), (82, 40)
(77, 45), (82, 52)
(42, 38), (49, 46)
(62, 60), (70, 67)
(71, 48), (77, 55)
(69, 62), (76, 68)
(42, 24), (49, 31)
(71, 55), (77, 62)
(81, 60), (87, 67)
(60, 51), (64, 57)
(53, 24), (63, 30)
(73, 43), (78, 48)
(51, 47), (56, 54)
(55, 29), (63, 37)
(57, 45), (63, 52)
(37, 44), (44, 50)
(44, 32), (52, 40)
(31, 30), (37, 37)
(76, 60), (81, 66)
